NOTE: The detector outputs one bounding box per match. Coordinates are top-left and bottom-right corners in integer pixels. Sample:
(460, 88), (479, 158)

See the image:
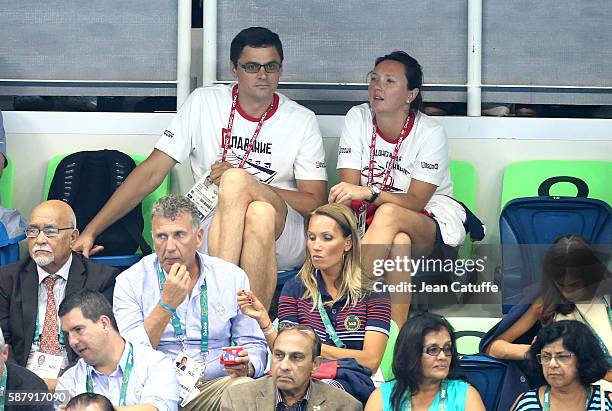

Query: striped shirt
(275, 383), (311, 411)
(278, 273), (391, 350)
(512, 385), (611, 411)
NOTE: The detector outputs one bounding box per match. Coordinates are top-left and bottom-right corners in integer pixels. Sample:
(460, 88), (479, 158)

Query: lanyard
(155, 260), (209, 354)
(357, 111), (416, 216)
(403, 379), (448, 411)
(221, 85), (273, 167)
(33, 308), (65, 346)
(86, 343), (133, 407)
(316, 292), (345, 348)
(0, 364), (7, 411)
(543, 385), (591, 411)
(575, 296), (612, 365)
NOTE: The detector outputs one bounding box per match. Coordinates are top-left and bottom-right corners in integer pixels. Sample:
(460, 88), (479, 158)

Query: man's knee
(218, 168), (254, 199)
(244, 201), (276, 234)
(370, 203), (402, 227)
(393, 232), (412, 245)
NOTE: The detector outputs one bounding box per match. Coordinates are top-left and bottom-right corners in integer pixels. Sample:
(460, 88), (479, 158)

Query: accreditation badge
(27, 351), (63, 379)
(174, 352), (203, 406)
(344, 315), (361, 331)
(357, 209), (367, 239)
(186, 171), (218, 223)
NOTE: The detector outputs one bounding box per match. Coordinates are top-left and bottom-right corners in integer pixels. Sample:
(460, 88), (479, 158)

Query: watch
(367, 185), (381, 204)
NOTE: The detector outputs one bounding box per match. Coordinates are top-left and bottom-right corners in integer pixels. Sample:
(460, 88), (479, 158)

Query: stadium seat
(0, 156), (15, 208)
(379, 320), (399, 382)
(450, 160), (478, 259)
(446, 317), (501, 355)
(43, 152), (170, 269)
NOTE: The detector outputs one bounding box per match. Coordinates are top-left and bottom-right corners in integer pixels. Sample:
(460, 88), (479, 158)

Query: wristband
(263, 325), (276, 336)
(260, 319), (272, 331)
(159, 301), (177, 315)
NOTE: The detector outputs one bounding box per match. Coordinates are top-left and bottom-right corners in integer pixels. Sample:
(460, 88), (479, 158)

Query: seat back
(450, 160), (478, 259)
(459, 355), (508, 411)
(446, 317), (501, 355)
(0, 156), (14, 208)
(380, 320), (399, 382)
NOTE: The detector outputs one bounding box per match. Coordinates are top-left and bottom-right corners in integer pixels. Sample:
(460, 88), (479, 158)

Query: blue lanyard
(543, 385), (591, 411)
(403, 380), (448, 411)
(316, 292), (345, 348)
(155, 260), (208, 353)
(86, 343), (134, 407)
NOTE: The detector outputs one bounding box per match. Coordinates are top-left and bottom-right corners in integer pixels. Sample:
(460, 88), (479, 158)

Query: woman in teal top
(365, 313), (485, 411)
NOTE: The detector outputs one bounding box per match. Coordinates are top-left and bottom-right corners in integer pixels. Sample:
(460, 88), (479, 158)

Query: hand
(223, 349), (253, 378)
(71, 232), (105, 257)
(210, 160), (234, 186)
(328, 182), (371, 204)
(160, 263), (191, 309)
(237, 290), (269, 326)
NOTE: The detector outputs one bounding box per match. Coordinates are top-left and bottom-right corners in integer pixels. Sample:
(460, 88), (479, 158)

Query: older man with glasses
(0, 200), (119, 390)
(73, 26), (328, 310)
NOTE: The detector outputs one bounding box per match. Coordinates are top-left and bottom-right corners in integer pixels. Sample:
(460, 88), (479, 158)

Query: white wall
(4, 111), (611, 243)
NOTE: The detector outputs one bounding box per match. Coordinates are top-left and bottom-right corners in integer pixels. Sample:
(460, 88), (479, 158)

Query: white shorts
(198, 203), (306, 272)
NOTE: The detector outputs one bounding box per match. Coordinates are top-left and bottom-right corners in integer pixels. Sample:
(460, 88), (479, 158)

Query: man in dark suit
(220, 324), (362, 411)
(0, 200), (119, 389)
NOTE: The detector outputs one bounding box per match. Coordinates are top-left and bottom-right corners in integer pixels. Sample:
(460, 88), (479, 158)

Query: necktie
(39, 275), (60, 355)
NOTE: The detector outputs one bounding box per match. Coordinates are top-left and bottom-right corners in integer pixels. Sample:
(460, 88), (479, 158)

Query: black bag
(47, 149), (151, 256)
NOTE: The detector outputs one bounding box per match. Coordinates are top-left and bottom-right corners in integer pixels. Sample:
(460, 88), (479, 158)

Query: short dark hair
(66, 393), (114, 411)
(274, 323), (321, 361)
(58, 289), (118, 332)
(230, 27), (284, 67)
(528, 320), (609, 385)
(374, 51), (423, 113)
(391, 313), (462, 410)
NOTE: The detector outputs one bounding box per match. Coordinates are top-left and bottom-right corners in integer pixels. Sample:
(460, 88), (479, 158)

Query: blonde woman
(238, 203), (391, 402)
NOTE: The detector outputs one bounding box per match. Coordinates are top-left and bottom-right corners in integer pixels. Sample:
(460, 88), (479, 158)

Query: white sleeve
(140, 350), (180, 411)
(293, 113), (327, 181)
(337, 106), (366, 171)
(154, 89), (202, 164)
(411, 123), (449, 187)
(113, 270), (152, 347)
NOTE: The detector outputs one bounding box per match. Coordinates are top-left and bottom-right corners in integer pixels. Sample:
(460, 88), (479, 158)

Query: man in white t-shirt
(73, 27), (327, 309)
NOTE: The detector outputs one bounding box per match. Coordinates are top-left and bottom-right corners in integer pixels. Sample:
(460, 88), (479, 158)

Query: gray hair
(151, 194), (200, 231)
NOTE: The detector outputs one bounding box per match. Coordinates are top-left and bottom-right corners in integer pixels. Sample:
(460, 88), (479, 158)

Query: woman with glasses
(482, 235), (612, 383)
(511, 320), (611, 410)
(238, 203), (391, 402)
(328, 51), (477, 327)
(365, 313), (485, 410)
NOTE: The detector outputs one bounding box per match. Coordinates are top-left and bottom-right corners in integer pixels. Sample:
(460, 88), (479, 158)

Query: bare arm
(143, 305), (174, 349)
(73, 149), (177, 256)
(117, 404), (158, 411)
(330, 168), (436, 212)
(486, 303), (542, 360)
(364, 388), (383, 411)
(320, 331), (388, 371)
(465, 385), (486, 411)
(270, 179), (326, 214)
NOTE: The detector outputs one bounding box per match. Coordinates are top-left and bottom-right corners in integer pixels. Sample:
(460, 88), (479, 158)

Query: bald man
(0, 200), (119, 388)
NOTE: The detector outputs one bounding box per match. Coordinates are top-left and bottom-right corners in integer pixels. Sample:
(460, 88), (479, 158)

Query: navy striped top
(278, 272), (391, 350)
(512, 385), (611, 411)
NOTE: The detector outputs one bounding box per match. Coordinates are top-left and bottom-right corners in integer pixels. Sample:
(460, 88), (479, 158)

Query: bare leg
(208, 168), (287, 309)
(387, 233), (412, 328)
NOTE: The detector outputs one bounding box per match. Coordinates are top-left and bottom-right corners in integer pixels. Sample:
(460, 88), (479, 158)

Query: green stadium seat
(0, 156), (15, 208)
(450, 160), (478, 258)
(380, 320), (399, 382)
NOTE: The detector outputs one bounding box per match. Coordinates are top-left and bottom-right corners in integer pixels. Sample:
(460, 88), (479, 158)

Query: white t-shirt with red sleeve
(155, 84), (327, 190)
(337, 103), (466, 246)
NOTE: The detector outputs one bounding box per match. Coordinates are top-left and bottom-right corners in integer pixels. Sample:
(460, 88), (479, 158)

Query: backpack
(47, 150), (152, 256)
(499, 176), (611, 312)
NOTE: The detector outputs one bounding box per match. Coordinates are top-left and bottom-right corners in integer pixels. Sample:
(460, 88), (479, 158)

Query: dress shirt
(113, 252), (267, 380)
(28, 254), (72, 361)
(55, 340), (178, 411)
(275, 383), (311, 411)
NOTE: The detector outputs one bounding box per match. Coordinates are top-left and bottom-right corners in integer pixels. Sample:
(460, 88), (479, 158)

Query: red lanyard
(221, 85), (273, 168)
(366, 111), (415, 190)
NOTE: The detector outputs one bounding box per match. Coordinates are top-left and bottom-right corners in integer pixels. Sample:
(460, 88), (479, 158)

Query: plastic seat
(458, 355), (510, 411)
(43, 152), (170, 269)
(450, 160), (478, 259)
(379, 320), (399, 382)
(445, 317), (501, 355)
(0, 156), (15, 208)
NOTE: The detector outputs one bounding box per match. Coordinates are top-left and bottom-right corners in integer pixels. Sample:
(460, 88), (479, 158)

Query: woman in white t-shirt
(329, 51), (466, 326)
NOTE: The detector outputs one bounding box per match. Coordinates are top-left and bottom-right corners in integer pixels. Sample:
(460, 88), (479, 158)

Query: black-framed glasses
(239, 61), (282, 74)
(423, 345), (453, 356)
(536, 352), (575, 365)
(25, 225), (75, 238)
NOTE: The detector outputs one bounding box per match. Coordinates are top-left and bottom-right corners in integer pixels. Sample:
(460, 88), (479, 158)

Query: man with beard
(0, 200), (119, 389)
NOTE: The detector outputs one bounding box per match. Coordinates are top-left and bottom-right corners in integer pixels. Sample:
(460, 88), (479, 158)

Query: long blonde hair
(298, 203), (372, 309)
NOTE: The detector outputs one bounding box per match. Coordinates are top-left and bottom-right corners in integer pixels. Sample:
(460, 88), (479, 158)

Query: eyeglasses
(536, 352), (575, 365)
(423, 345), (453, 356)
(238, 61), (282, 74)
(25, 225), (75, 238)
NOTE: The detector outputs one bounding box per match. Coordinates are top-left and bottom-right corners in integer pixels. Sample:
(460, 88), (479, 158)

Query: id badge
(186, 171), (218, 223)
(27, 351), (64, 379)
(174, 352), (203, 405)
(357, 209), (367, 239)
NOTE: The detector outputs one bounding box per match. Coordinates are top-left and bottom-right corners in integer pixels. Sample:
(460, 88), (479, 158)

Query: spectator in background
(65, 393), (114, 411)
(220, 324), (362, 411)
(56, 289), (179, 411)
(365, 313), (485, 411)
(511, 320), (610, 410)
